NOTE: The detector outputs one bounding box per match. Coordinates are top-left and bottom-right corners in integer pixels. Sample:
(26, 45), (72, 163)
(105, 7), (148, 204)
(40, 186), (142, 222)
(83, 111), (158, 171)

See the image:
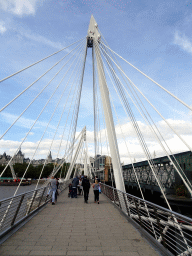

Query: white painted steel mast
(88, 15), (125, 192)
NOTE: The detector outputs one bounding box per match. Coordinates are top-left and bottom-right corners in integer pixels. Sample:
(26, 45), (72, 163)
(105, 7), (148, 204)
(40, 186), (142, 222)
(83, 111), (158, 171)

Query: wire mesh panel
(100, 183), (192, 256)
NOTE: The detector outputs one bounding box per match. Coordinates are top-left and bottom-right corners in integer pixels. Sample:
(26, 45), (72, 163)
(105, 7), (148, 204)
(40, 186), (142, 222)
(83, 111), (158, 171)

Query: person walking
(55, 178), (59, 202)
(71, 176), (79, 198)
(78, 178), (83, 195)
(94, 176), (100, 183)
(47, 176), (57, 205)
(82, 176), (90, 203)
(92, 179), (100, 204)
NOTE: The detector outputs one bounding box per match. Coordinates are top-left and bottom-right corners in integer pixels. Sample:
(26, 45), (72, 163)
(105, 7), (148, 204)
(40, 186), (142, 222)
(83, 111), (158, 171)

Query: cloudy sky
(0, 0), (192, 164)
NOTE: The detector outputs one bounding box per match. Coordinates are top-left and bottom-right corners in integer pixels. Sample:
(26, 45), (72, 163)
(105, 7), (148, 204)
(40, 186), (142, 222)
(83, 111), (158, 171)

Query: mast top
(87, 15), (100, 47)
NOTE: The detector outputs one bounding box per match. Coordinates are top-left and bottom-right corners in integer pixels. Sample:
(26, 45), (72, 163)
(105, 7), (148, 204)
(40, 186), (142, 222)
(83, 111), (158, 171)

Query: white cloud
(0, 112), (56, 130)
(0, 21), (6, 34)
(19, 30), (64, 50)
(1, 117), (192, 163)
(0, 0), (38, 16)
(174, 31), (192, 54)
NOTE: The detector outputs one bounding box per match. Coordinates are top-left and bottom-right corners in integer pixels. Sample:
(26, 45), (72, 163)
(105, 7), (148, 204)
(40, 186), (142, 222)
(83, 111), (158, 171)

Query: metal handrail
(0, 180), (71, 239)
(100, 183), (192, 256)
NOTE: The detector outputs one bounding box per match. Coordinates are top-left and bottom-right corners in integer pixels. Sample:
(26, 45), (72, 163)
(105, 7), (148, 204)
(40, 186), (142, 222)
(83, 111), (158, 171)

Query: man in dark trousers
(82, 176), (90, 203)
(71, 176), (79, 198)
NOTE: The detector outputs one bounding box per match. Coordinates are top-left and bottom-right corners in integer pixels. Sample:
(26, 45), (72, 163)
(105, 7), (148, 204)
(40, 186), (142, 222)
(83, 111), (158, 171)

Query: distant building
(0, 152), (11, 166)
(47, 151), (52, 164)
(94, 155), (112, 182)
(0, 149), (62, 167)
(12, 149), (24, 164)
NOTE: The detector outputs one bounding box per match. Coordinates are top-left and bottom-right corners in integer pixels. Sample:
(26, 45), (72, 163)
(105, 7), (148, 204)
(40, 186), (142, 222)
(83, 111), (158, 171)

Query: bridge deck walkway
(0, 187), (160, 256)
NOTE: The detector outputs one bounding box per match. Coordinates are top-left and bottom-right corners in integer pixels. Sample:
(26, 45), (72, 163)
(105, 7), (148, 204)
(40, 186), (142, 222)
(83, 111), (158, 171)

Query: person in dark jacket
(71, 176), (79, 198)
(82, 176), (90, 203)
(55, 178), (59, 202)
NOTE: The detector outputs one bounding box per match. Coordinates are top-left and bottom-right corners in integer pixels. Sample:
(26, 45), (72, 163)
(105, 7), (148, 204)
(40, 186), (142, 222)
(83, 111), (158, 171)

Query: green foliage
(0, 162), (71, 179)
(0, 165), (11, 177)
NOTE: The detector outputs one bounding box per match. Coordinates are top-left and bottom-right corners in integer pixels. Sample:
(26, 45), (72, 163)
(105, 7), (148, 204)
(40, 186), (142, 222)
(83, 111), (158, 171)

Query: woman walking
(92, 179), (100, 204)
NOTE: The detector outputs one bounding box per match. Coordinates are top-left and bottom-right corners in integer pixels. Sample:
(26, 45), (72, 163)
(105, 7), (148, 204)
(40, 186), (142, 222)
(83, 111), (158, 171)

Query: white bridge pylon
(87, 15), (125, 192)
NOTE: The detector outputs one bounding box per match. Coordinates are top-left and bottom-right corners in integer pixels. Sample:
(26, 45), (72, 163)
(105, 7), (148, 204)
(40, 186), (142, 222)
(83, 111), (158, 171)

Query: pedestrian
(92, 179), (100, 204)
(47, 176), (57, 205)
(55, 178), (59, 202)
(68, 183), (72, 197)
(78, 178), (83, 195)
(94, 176), (100, 183)
(82, 175), (90, 203)
(71, 176), (79, 198)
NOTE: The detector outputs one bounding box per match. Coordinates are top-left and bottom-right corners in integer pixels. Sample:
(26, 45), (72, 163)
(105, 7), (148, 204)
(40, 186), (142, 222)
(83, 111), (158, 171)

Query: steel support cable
(53, 53), (87, 176)
(68, 42), (88, 166)
(100, 46), (190, 250)
(48, 50), (87, 178)
(78, 138), (85, 175)
(86, 140), (94, 178)
(34, 44), (86, 189)
(65, 128), (85, 180)
(51, 56), (84, 175)
(56, 133), (82, 177)
(94, 40), (125, 191)
(48, 51), (87, 178)
(112, 55), (192, 192)
(100, 41), (192, 113)
(105, 63), (158, 240)
(100, 44), (192, 197)
(0, 41), (84, 177)
(0, 48), (83, 179)
(100, 41), (192, 190)
(101, 43), (192, 194)
(122, 79), (192, 193)
(0, 41), (85, 114)
(38, 43), (86, 179)
(100, 39), (192, 152)
(99, 43), (152, 194)
(100, 45), (192, 197)
(56, 46), (87, 174)
(56, 52), (86, 175)
(0, 37), (85, 84)
(0, 41), (85, 141)
(99, 45), (172, 210)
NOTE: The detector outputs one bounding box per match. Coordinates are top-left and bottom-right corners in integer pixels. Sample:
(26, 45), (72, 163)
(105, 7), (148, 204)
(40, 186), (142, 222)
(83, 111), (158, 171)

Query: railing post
(119, 191), (122, 210)
(123, 193), (129, 216)
(26, 190), (38, 215)
(134, 198), (143, 227)
(113, 187), (116, 205)
(11, 195), (25, 226)
(153, 206), (166, 248)
(38, 187), (46, 208)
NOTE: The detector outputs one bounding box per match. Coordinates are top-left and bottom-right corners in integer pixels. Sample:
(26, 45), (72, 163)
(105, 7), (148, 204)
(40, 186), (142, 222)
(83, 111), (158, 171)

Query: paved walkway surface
(0, 188), (160, 256)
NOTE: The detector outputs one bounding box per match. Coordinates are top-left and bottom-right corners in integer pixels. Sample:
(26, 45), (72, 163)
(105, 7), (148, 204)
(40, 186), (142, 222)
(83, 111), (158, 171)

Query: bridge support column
(88, 15), (125, 193)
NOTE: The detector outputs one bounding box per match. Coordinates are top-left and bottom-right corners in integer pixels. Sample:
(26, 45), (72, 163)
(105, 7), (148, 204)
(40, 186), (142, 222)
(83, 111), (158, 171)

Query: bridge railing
(0, 180), (70, 240)
(101, 183), (192, 256)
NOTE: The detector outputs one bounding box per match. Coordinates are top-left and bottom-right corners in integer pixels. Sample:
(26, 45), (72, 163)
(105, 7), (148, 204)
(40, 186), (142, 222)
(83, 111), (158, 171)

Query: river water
(0, 184), (43, 201)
